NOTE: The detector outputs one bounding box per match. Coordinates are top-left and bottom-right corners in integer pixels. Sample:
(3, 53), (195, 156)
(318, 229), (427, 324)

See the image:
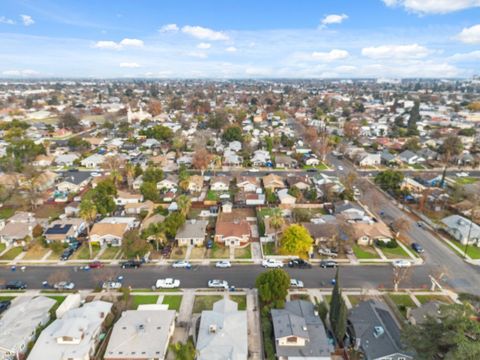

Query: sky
(1, 0), (480, 79)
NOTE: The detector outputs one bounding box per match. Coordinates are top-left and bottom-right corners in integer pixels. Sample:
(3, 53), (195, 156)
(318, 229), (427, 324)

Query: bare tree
(391, 217), (411, 240)
(192, 148), (212, 175)
(392, 266), (412, 292)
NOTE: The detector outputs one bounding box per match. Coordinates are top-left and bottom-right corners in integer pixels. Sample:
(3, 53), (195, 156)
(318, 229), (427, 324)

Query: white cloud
(197, 42), (211, 49)
(361, 44), (430, 59)
(449, 50), (480, 61)
(311, 49), (349, 61)
(320, 14), (348, 28)
(0, 16), (15, 25)
(159, 23), (179, 33)
(2, 69), (39, 76)
(181, 25), (229, 41)
(185, 51), (208, 58)
(119, 38), (144, 47)
(335, 65), (357, 73)
(457, 24), (480, 44)
(382, 0), (480, 14)
(94, 40), (123, 50)
(226, 46), (237, 52)
(93, 38), (144, 50)
(119, 62), (140, 68)
(20, 14), (34, 26)
(245, 67), (273, 76)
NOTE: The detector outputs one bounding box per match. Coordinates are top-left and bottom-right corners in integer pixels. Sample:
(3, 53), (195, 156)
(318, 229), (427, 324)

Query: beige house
(188, 175), (204, 193)
(262, 174), (285, 191)
(351, 222), (392, 246)
(90, 223), (128, 246)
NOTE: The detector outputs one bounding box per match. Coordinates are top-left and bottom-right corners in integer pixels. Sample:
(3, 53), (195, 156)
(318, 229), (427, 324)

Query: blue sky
(1, 0), (480, 78)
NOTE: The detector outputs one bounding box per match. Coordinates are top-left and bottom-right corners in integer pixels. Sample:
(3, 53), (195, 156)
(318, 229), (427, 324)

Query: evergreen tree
(329, 269), (347, 347)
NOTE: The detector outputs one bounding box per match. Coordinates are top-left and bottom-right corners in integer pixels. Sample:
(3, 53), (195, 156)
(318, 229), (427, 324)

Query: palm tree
(153, 229), (167, 252)
(79, 198), (97, 259)
(270, 208), (285, 249)
(124, 162), (135, 190)
(103, 155), (124, 187)
(177, 194), (192, 217)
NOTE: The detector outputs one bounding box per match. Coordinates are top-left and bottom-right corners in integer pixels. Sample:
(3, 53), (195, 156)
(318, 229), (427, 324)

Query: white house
(80, 154), (105, 168)
(210, 176), (230, 191)
(277, 189), (296, 205)
(358, 153), (381, 167)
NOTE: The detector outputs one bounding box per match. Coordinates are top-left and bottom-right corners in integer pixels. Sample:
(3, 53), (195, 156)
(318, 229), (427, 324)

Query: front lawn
(170, 247), (186, 260)
(462, 245), (480, 259)
(210, 243), (229, 259)
(0, 247), (23, 261)
(132, 295), (159, 309)
(206, 190), (220, 201)
(24, 243), (50, 260)
(410, 163), (425, 170)
(456, 177), (479, 185)
(379, 245), (410, 259)
(262, 242), (276, 256)
(303, 163), (329, 170)
(415, 294), (452, 305)
(387, 294), (416, 317)
(0, 243), (5, 253)
(235, 245), (252, 259)
(72, 244), (101, 260)
(230, 295), (247, 310)
(162, 295), (183, 311)
(353, 245), (380, 259)
(0, 207), (15, 219)
(192, 295), (223, 313)
(190, 247), (206, 259)
(99, 246), (121, 260)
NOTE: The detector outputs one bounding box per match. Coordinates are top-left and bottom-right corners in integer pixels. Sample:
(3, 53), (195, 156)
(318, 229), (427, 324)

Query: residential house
(277, 189), (297, 205)
(80, 153), (105, 168)
(398, 150), (425, 165)
(358, 153), (381, 167)
(275, 154), (298, 169)
(271, 300), (332, 360)
(305, 157), (320, 166)
(0, 211), (39, 246)
(196, 299), (248, 360)
(348, 300), (414, 360)
(236, 176), (261, 193)
(302, 222), (338, 246)
(187, 175), (204, 193)
(104, 309), (175, 360)
(54, 153), (79, 167)
(56, 171), (92, 193)
(215, 208), (251, 247)
(286, 175), (311, 191)
(115, 190), (143, 206)
(334, 201), (366, 221)
(0, 296), (57, 360)
(251, 149), (271, 167)
(351, 222), (392, 246)
(401, 177), (426, 193)
(124, 200), (155, 216)
(90, 222), (128, 247)
(380, 150), (398, 166)
(33, 154), (55, 167)
(44, 218), (86, 243)
(157, 175), (178, 192)
(28, 301), (113, 360)
(441, 215), (480, 246)
(263, 174), (285, 191)
(175, 220), (208, 247)
(210, 176), (231, 192)
(132, 175), (143, 190)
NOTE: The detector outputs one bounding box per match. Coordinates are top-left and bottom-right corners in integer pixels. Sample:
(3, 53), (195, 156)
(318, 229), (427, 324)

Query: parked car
(262, 259), (284, 268)
(206, 240), (214, 249)
(215, 260), (232, 268)
(319, 260), (337, 268)
(156, 278), (180, 289)
(5, 280), (27, 290)
(393, 259), (412, 268)
(120, 260), (142, 269)
(53, 281), (75, 290)
(318, 247), (338, 257)
(411, 243), (424, 253)
(288, 258), (312, 269)
(88, 261), (104, 269)
(306, 168), (318, 173)
(0, 300), (11, 314)
(60, 248), (74, 261)
(208, 279), (229, 289)
(290, 279), (304, 288)
(161, 246), (172, 256)
(102, 281), (122, 290)
(172, 260), (192, 269)
(69, 241), (82, 251)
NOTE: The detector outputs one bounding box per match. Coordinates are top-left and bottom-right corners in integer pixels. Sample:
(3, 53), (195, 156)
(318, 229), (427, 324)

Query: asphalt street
(0, 263), (433, 290)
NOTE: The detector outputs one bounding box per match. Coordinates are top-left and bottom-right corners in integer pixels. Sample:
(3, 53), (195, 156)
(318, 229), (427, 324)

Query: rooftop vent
(209, 324), (217, 334)
(373, 326), (384, 338)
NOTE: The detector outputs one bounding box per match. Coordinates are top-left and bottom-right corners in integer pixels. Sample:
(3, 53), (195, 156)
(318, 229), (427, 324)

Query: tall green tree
(402, 303), (480, 360)
(256, 269), (290, 308)
(329, 269), (347, 347)
(79, 197), (97, 258)
(269, 208), (285, 249)
(169, 340), (196, 360)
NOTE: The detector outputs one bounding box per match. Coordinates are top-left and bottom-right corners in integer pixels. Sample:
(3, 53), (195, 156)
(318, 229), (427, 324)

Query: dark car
(69, 241), (82, 251)
(60, 248), (74, 261)
(411, 243), (424, 253)
(288, 258), (312, 269)
(0, 300), (11, 314)
(120, 260), (142, 269)
(161, 246), (172, 256)
(306, 168), (318, 173)
(89, 261), (104, 269)
(5, 280), (27, 290)
(206, 240), (214, 249)
(320, 260), (337, 268)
